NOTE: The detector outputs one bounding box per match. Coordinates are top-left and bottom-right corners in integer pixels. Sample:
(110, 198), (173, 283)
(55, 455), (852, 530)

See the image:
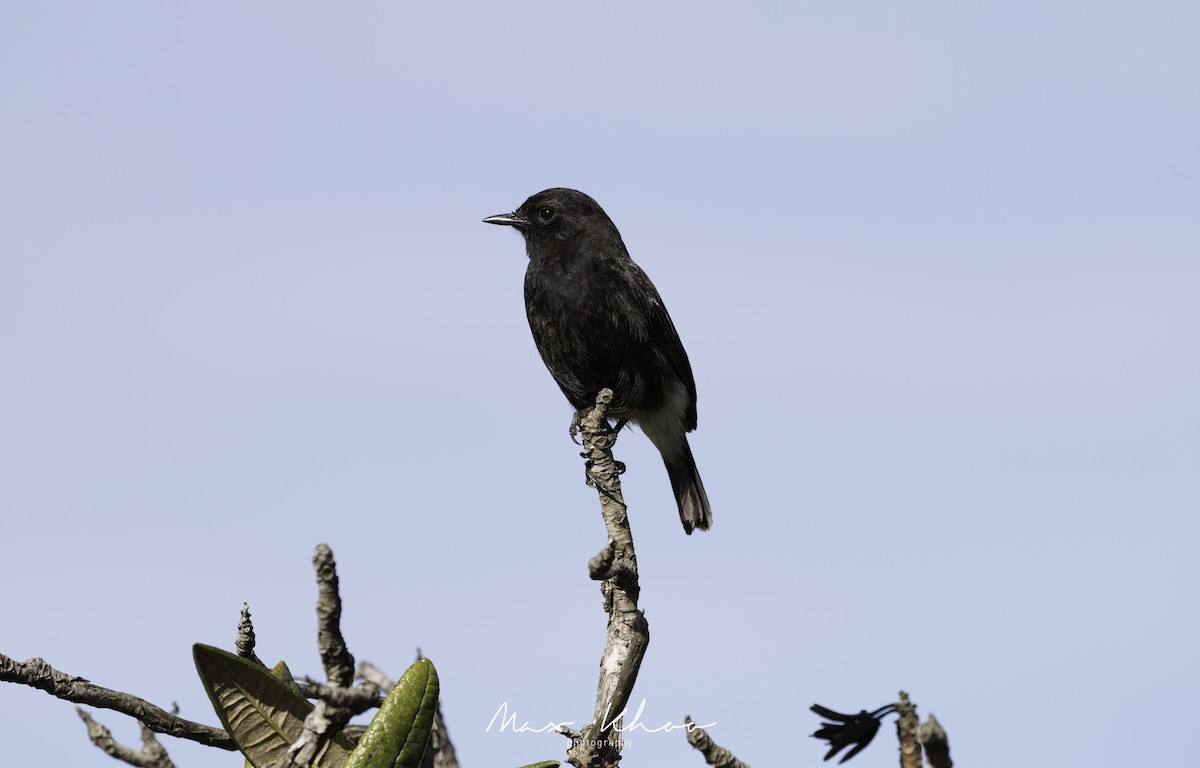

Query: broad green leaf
(193, 643), (355, 768)
(345, 658), (439, 768)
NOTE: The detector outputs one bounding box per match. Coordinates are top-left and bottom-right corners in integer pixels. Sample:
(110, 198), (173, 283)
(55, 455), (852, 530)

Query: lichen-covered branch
(314, 543), (355, 688)
(282, 544), (367, 768)
(236, 602), (265, 667)
(896, 691), (920, 768)
(0, 652), (236, 750)
(917, 713), (952, 768)
(356, 660), (395, 691)
(77, 707), (178, 768)
(302, 678), (382, 713)
(565, 389), (650, 768)
(684, 715), (750, 768)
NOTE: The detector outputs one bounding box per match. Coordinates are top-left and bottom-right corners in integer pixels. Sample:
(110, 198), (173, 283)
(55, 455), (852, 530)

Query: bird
(484, 188), (712, 534)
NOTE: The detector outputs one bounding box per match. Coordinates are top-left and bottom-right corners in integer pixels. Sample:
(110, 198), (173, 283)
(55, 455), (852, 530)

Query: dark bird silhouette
(484, 188), (712, 533)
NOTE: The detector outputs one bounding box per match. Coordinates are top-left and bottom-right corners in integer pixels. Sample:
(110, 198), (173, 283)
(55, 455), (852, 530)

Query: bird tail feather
(664, 439), (712, 534)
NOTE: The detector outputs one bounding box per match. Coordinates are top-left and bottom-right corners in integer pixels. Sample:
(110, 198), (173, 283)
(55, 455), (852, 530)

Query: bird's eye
(537, 206), (556, 223)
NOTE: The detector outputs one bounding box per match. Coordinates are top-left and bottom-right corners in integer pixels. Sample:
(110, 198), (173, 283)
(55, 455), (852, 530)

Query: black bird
(484, 188), (712, 534)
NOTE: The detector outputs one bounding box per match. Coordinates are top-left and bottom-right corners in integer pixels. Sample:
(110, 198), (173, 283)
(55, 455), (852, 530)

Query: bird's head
(483, 188), (619, 251)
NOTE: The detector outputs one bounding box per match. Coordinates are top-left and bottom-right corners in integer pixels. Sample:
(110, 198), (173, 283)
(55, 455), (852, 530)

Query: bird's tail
(663, 437), (712, 534)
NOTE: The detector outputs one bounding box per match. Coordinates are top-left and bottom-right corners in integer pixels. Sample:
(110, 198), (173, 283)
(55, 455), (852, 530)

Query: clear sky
(2, 3), (1197, 767)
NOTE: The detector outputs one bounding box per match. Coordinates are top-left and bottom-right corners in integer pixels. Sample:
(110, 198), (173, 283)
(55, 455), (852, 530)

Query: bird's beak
(483, 212), (528, 228)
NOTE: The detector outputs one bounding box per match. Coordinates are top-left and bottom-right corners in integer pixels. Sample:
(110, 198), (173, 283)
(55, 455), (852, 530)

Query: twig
(236, 602), (265, 668)
(281, 544), (363, 768)
(0, 652), (235, 750)
(684, 716), (750, 768)
(77, 707), (178, 768)
(314, 543), (355, 688)
(896, 691), (920, 768)
(356, 661), (395, 692)
(302, 678), (382, 714)
(565, 389), (651, 768)
(917, 713), (953, 768)
(283, 699), (343, 768)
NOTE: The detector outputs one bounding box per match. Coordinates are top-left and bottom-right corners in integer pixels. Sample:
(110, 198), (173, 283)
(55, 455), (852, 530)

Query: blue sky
(2, 3), (1197, 767)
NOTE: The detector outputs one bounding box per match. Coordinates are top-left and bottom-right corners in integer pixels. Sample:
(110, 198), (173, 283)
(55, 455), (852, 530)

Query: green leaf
(269, 659), (301, 694)
(345, 658), (439, 768)
(516, 762), (561, 768)
(193, 643), (355, 768)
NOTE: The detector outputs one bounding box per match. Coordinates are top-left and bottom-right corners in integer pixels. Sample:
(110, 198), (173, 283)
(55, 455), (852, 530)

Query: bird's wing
(627, 263), (699, 431)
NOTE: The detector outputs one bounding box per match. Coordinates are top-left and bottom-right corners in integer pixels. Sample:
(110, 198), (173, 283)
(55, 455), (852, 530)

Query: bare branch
(313, 543), (355, 688)
(283, 699), (346, 768)
(917, 713), (953, 768)
(356, 661), (395, 692)
(896, 691), (920, 768)
(684, 716), (750, 768)
(77, 707), (177, 768)
(236, 602), (265, 668)
(565, 389), (650, 768)
(282, 544), (367, 768)
(302, 678), (382, 715)
(0, 652), (235, 750)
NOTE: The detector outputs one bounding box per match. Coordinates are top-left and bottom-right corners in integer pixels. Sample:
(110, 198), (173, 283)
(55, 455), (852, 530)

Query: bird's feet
(583, 458), (624, 505)
(573, 412), (629, 445)
(569, 407), (587, 445)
